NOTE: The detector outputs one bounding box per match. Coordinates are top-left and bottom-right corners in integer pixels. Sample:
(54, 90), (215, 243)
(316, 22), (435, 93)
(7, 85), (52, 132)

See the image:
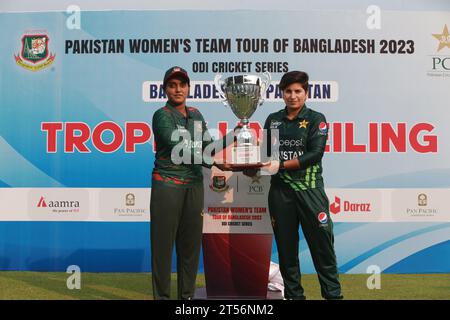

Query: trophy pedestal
(193, 287), (283, 300)
(202, 233), (273, 299)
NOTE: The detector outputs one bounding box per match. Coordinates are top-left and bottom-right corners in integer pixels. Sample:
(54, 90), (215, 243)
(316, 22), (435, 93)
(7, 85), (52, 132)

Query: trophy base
(228, 162), (265, 171)
(231, 145), (260, 165)
(228, 146), (263, 171)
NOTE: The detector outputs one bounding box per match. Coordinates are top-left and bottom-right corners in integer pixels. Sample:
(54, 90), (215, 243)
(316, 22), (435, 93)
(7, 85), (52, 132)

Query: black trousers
(268, 184), (342, 299)
(150, 183), (204, 300)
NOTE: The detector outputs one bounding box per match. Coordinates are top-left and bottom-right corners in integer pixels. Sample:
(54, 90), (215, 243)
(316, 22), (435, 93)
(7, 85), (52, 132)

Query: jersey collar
(166, 101), (193, 119)
(283, 104), (309, 120)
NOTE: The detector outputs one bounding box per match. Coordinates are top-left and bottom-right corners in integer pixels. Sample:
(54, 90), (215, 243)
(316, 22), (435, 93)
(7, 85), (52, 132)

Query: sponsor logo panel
(28, 189), (89, 221)
(326, 189), (382, 222)
(99, 188), (150, 221)
(391, 189), (450, 222)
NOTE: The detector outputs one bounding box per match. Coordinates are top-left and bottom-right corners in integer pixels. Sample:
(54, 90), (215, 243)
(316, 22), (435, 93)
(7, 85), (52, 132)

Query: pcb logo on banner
(428, 24), (450, 77)
(14, 32), (56, 71)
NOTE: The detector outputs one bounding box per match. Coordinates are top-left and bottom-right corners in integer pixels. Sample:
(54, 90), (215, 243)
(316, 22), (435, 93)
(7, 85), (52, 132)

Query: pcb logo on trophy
(214, 72), (271, 168)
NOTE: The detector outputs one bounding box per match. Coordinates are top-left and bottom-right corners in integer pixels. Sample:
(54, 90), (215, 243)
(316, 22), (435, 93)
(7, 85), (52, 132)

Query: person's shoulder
(187, 106), (201, 113)
(154, 105), (171, 114)
(187, 106), (205, 119)
(266, 108), (285, 120)
(306, 107), (326, 122)
(152, 106), (171, 120)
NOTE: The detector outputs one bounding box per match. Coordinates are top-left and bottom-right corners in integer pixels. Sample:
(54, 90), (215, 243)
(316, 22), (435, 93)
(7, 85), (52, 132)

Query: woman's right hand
(259, 160), (280, 176)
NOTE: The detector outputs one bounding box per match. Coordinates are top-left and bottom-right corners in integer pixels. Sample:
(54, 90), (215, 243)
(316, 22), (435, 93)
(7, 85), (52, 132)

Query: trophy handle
(259, 72), (272, 105)
(214, 74), (228, 107)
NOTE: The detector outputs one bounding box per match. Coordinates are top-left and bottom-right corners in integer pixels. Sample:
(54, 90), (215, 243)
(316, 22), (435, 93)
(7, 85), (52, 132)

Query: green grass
(0, 272), (447, 300)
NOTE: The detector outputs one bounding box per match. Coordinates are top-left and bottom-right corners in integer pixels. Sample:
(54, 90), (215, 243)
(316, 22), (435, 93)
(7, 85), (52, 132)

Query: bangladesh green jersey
(264, 105), (329, 191)
(152, 102), (228, 188)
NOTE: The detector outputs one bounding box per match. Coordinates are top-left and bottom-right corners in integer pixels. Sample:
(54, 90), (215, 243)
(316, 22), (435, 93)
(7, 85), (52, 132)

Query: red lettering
(248, 121), (263, 141)
(92, 121), (123, 153)
(344, 201), (350, 211)
(381, 123), (406, 152)
(218, 121), (228, 139)
(41, 122), (62, 153)
(125, 122), (152, 152)
(65, 122), (90, 153)
(40, 121), (438, 155)
(369, 123), (378, 152)
(409, 123), (437, 153)
(345, 123), (366, 152)
(332, 122), (342, 152)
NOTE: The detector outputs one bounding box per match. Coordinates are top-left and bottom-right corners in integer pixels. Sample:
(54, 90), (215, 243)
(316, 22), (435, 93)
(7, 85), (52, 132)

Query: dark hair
(279, 71), (309, 92)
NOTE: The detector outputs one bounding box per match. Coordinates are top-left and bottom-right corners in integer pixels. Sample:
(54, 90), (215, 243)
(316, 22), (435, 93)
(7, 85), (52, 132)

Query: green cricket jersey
(264, 105), (329, 191)
(152, 102), (227, 188)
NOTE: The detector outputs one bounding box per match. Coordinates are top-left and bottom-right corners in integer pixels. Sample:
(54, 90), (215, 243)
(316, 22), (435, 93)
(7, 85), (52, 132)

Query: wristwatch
(279, 161), (285, 170)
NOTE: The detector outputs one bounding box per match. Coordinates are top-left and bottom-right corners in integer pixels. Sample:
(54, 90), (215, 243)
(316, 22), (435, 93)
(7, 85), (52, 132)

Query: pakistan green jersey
(264, 105), (329, 191)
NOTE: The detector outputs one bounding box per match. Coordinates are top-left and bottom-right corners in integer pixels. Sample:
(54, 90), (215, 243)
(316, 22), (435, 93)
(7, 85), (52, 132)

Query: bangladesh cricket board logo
(209, 175), (229, 192)
(14, 34), (55, 71)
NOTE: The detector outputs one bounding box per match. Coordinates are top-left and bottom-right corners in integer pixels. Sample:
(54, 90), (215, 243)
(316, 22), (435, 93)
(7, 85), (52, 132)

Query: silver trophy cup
(215, 72), (271, 166)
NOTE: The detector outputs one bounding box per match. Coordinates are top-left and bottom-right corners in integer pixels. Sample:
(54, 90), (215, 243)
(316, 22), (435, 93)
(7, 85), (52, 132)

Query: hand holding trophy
(214, 72), (271, 170)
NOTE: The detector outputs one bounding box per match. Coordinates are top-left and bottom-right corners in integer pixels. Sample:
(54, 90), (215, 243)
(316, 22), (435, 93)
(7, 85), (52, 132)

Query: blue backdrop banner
(0, 9), (449, 273)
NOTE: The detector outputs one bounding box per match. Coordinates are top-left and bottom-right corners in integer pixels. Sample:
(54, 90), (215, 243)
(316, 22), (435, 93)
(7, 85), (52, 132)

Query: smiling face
(282, 82), (308, 111)
(165, 77), (189, 107)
